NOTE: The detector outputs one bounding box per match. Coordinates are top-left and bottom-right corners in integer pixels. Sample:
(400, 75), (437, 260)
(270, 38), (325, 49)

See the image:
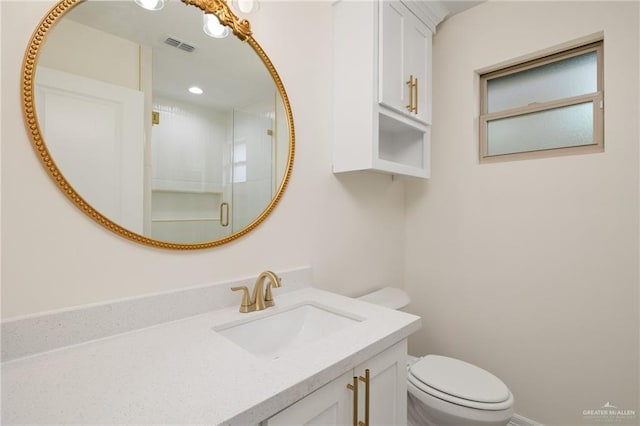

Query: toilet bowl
(358, 288), (514, 426)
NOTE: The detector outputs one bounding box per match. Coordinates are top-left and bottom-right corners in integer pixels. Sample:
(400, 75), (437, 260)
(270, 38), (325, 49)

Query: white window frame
(479, 41), (604, 163)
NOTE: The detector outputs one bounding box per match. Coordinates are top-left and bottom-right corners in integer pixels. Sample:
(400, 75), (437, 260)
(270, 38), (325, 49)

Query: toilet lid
(409, 355), (511, 404)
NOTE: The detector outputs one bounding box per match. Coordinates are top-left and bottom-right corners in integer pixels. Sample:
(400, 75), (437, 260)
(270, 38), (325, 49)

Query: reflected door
(35, 66), (145, 233)
(231, 108), (274, 233)
(150, 98), (233, 242)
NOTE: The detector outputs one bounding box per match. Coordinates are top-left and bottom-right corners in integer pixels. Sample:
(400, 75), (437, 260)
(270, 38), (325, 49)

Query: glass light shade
(203, 13), (229, 38)
(134, 0), (164, 11)
(231, 0), (259, 14)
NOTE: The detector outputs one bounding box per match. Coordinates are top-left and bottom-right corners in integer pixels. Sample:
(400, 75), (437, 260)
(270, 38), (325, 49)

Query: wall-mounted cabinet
(332, 0), (443, 179)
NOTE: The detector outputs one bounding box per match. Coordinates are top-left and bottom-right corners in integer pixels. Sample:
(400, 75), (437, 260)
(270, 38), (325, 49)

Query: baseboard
(510, 413), (544, 426)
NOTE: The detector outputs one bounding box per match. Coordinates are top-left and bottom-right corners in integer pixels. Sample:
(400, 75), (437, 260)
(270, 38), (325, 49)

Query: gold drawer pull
(347, 376), (359, 426)
(358, 369), (370, 426)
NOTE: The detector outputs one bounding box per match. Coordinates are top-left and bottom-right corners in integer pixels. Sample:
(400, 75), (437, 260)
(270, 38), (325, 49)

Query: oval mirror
(22, 0), (294, 249)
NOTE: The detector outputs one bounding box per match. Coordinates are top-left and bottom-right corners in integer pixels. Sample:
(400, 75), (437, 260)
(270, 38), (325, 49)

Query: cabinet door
(404, 18), (431, 124)
(265, 370), (353, 426)
(379, 1), (431, 124)
(264, 340), (408, 426)
(379, 1), (405, 113)
(356, 340), (408, 426)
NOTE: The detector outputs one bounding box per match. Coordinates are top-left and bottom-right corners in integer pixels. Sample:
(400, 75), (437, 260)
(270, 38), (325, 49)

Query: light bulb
(203, 13), (229, 39)
(235, 0), (258, 14)
(134, 0), (164, 11)
(188, 86), (204, 95)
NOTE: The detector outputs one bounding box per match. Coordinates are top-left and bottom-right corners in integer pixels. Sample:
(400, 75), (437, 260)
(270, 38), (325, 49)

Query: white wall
(37, 18), (140, 90)
(1, 1), (405, 317)
(404, 1), (639, 424)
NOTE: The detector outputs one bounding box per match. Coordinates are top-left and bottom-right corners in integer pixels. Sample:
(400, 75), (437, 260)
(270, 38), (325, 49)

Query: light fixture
(203, 13), (229, 38)
(134, 0), (164, 11)
(188, 86), (204, 95)
(230, 0), (259, 14)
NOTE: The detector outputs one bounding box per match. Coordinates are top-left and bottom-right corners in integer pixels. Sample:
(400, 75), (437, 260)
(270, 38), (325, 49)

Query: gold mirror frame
(22, 0), (295, 250)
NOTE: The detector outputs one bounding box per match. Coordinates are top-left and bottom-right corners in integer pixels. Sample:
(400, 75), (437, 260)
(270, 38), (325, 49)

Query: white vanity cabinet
(264, 340), (408, 426)
(333, 0), (442, 179)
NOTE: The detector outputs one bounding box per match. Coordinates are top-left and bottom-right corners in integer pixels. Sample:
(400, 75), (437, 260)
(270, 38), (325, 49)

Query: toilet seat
(408, 355), (514, 411)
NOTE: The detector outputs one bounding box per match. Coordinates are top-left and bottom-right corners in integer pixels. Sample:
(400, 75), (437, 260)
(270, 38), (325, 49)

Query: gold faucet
(231, 270), (282, 313)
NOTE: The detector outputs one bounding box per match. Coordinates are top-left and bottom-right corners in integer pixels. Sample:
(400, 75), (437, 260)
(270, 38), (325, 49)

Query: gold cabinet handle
(413, 78), (419, 115)
(346, 376), (359, 426)
(220, 202), (229, 227)
(405, 75), (414, 112)
(358, 369), (370, 426)
(405, 75), (418, 114)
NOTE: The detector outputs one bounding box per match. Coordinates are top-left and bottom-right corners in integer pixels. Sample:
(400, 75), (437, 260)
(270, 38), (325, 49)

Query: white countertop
(2, 288), (421, 425)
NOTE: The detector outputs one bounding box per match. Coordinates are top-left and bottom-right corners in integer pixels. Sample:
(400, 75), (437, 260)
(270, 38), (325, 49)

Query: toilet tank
(357, 287), (410, 310)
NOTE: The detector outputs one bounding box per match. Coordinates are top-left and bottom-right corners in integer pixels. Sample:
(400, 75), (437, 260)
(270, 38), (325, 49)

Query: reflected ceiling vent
(164, 36), (195, 53)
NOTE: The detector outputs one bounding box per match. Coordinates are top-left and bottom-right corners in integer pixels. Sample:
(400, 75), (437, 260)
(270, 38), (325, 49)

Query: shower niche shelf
(150, 189), (226, 242)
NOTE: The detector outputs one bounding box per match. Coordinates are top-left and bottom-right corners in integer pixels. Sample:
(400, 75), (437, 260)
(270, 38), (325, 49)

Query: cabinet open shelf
(377, 110), (430, 177)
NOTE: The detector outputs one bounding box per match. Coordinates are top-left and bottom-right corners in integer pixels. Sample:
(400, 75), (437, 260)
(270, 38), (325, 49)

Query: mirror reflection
(33, 0), (291, 246)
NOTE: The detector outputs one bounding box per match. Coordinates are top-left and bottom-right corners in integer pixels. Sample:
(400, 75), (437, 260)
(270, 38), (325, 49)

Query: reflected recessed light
(189, 86), (204, 95)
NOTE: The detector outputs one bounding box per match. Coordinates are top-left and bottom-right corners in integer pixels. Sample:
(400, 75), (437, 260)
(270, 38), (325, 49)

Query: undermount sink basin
(214, 304), (361, 359)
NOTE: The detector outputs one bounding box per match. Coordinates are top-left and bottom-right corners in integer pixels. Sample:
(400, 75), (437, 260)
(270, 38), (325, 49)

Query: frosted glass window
(233, 143), (247, 162)
(479, 40), (603, 162)
(233, 165), (247, 183)
(487, 102), (594, 156)
(233, 143), (247, 183)
(487, 51), (597, 113)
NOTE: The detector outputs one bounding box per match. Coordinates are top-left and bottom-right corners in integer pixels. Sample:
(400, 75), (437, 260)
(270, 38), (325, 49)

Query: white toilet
(358, 288), (514, 426)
